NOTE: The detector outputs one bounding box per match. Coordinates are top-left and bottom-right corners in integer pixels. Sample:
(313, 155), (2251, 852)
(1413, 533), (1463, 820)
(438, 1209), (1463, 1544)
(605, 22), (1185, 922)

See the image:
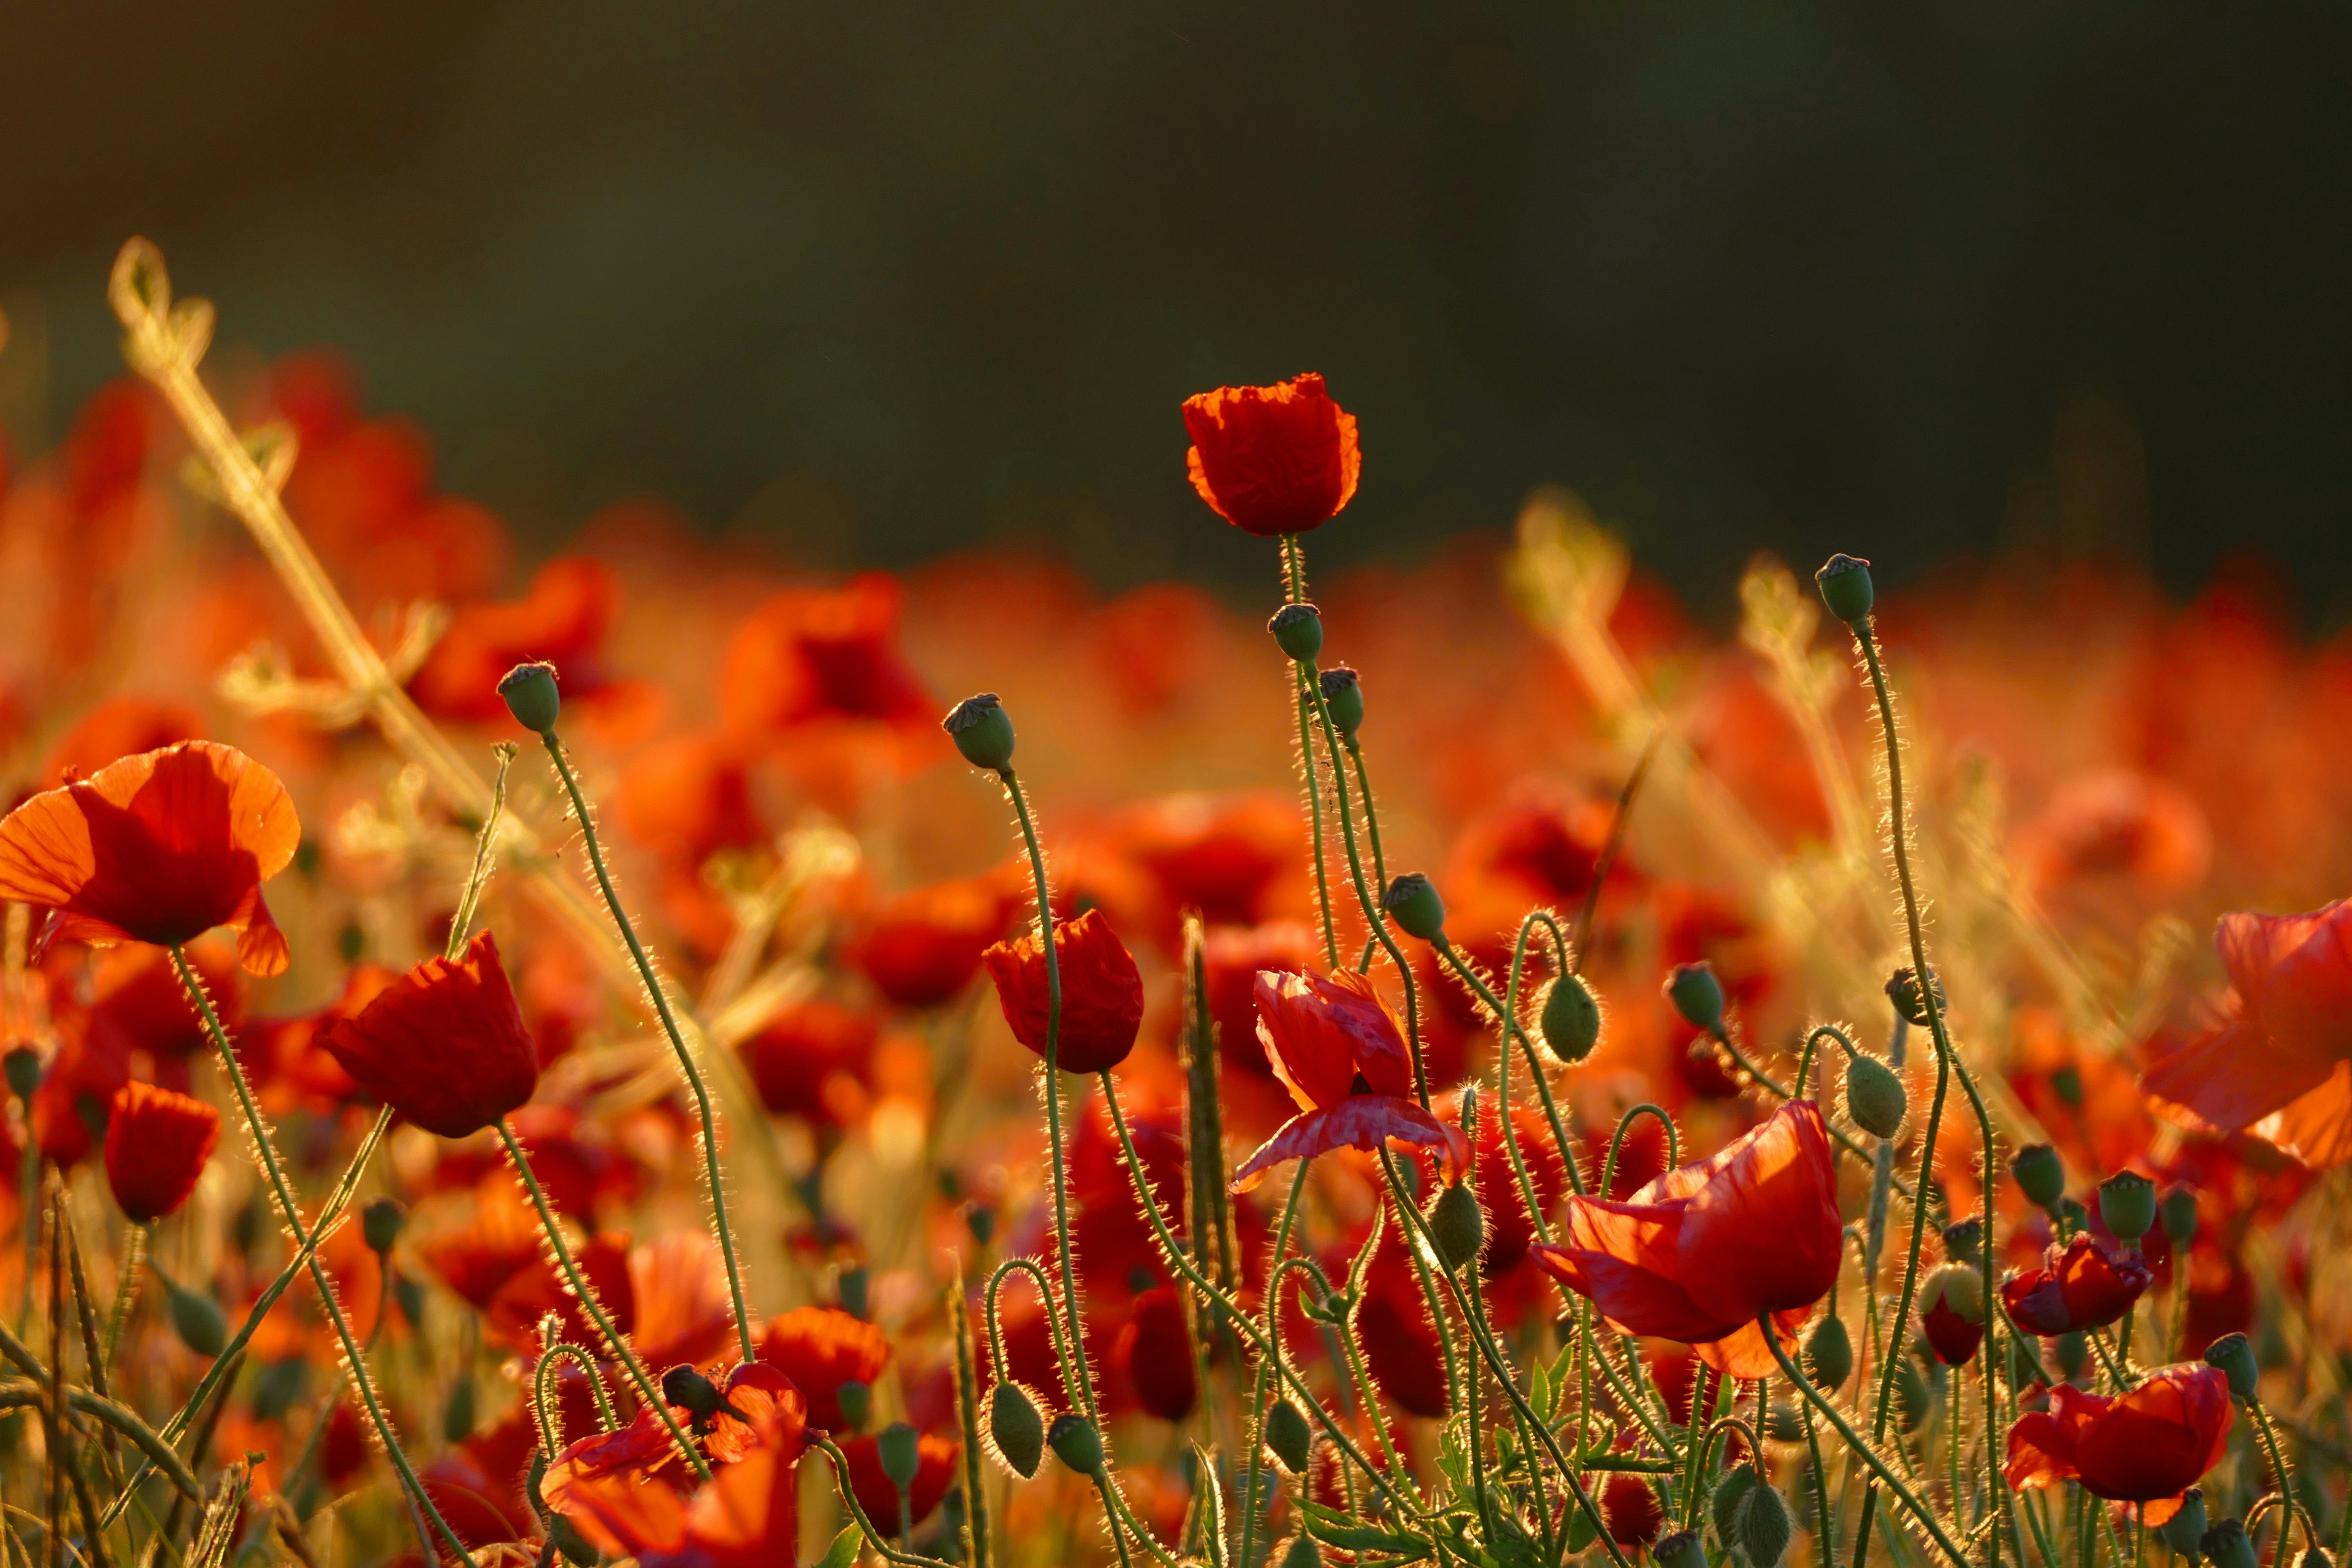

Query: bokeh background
(6, 0), (2352, 620)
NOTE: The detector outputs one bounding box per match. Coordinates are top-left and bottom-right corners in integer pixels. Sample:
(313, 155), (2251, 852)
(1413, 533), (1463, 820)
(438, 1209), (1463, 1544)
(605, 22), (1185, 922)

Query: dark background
(6, 1), (2349, 624)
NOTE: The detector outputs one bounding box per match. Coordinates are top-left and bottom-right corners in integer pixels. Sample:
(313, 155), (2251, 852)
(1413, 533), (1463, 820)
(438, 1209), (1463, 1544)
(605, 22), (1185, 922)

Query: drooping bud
(835, 1378), (873, 1431)
(2161, 1185), (2200, 1246)
(2, 1047), (39, 1103)
(1842, 1051), (1907, 1139)
(2204, 1332), (2259, 1400)
(942, 694), (1016, 773)
(1540, 973), (1602, 1063)
(2011, 1143), (2066, 1210)
(1885, 966), (1944, 1026)
(361, 1195), (407, 1256)
(1711, 1467), (1756, 1543)
(1814, 554), (1874, 625)
(1428, 1183), (1485, 1271)
(1280, 1534), (1325, 1568)
(2201, 1520), (2258, 1568)
(2158, 1489), (2209, 1558)
(1920, 1262), (1986, 1366)
(1893, 1357), (1929, 1432)
(1268, 603), (1325, 662)
(1656, 1527), (1709, 1568)
(444, 1373), (477, 1443)
(1320, 666), (1365, 736)
(1047, 1412), (1104, 1476)
(877, 1421), (923, 1490)
(662, 1364), (723, 1421)
(1663, 962), (1726, 1036)
(1381, 874), (1447, 940)
(2300, 1550), (2334, 1568)
(550, 1514), (600, 1567)
(497, 662), (563, 734)
(1265, 1398), (1312, 1473)
(1805, 1315), (1853, 1390)
(1764, 1403), (1802, 1443)
(159, 1271), (226, 1358)
(1735, 1481), (1794, 1568)
(395, 1271), (427, 1329)
(988, 1383), (1045, 1478)
(1940, 1217), (1983, 1268)
(2055, 1332), (2089, 1381)
(2098, 1170), (2158, 1243)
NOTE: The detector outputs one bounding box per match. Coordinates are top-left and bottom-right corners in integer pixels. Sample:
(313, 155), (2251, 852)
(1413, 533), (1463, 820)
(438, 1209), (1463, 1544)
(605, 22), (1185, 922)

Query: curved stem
(1602, 1104), (1678, 1197)
(1794, 1025), (1859, 1101)
(1343, 738), (1389, 892)
(984, 1258), (1086, 1418)
(1239, 1165), (1314, 1568)
(537, 1341), (620, 1437)
(1446, 925), (1581, 1197)
(807, 1437), (962, 1568)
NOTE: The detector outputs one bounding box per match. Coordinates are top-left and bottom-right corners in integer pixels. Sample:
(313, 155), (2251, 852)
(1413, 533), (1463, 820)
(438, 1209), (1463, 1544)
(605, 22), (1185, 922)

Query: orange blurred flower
(738, 1001), (879, 1129)
(850, 879), (1007, 1008)
(37, 696), (201, 788)
(981, 908), (1145, 1075)
(1181, 373), (1361, 538)
(1118, 792), (1306, 942)
(408, 558), (621, 725)
(755, 1306), (891, 1432)
(102, 1081), (218, 1222)
(2003, 1363), (2232, 1521)
(319, 932), (540, 1139)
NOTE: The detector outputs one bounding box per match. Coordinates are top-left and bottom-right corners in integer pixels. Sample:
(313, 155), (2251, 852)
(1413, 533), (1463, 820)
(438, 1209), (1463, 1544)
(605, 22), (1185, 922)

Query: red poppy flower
(612, 732), (763, 867)
(2141, 901), (2352, 1168)
(837, 1430), (959, 1528)
(432, 1103), (640, 1225)
(1922, 1290), (1983, 1367)
(1231, 969), (1464, 1194)
(1351, 1223), (1449, 1418)
(102, 1081), (219, 1222)
(981, 909), (1145, 1075)
(852, 879), (1007, 1008)
(91, 941), (242, 1060)
(1601, 1469), (1665, 1547)
(1060, 1081), (1186, 1307)
(738, 1001), (878, 1127)
(1201, 922), (1320, 1081)
(420, 1179), (546, 1311)
(2003, 1363), (2232, 1521)
(1181, 374), (1361, 537)
(31, 1009), (132, 1169)
(1528, 1101), (1841, 1379)
(408, 557), (620, 725)
(720, 573), (935, 735)
(1113, 1286), (1198, 1422)
(755, 1306), (891, 1431)
(484, 1231), (637, 1351)
(234, 961), (395, 1114)
(2000, 1233), (2154, 1335)
(1118, 792), (1306, 937)
(0, 741), (300, 976)
(318, 932), (540, 1139)
(37, 696), (201, 788)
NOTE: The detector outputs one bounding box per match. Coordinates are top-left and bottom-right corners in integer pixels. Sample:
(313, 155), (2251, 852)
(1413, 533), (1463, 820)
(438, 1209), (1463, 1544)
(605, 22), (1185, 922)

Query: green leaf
(818, 1525), (862, 1568)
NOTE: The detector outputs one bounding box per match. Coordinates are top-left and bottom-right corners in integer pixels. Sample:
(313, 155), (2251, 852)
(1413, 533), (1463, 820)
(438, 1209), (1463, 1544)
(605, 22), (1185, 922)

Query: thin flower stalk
(1279, 535), (1342, 968)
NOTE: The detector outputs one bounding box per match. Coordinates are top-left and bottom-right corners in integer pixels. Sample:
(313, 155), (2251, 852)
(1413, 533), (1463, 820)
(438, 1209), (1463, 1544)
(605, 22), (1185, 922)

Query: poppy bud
(444, 1374), (477, 1443)
(1735, 1481), (1794, 1568)
(2011, 1143), (2066, 1210)
(2049, 1064), (2085, 1107)
(2158, 1490), (2209, 1559)
(395, 1271), (427, 1329)
(1893, 1358), (1929, 1432)
(1814, 554), (1874, 625)
(1320, 667), (1365, 736)
(965, 1204), (995, 1247)
(1540, 973), (1602, 1063)
(159, 1271), (226, 1357)
(2, 1048), (38, 1103)
(942, 694), (1016, 773)
(250, 1357), (307, 1422)
(1925, 1262), (1985, 1323)
(1281, 1535), (1325, 1568)
(2204, 1332), (2259, 1399)
(1268, 603), (1325, 662)
(1664, 962), (1726, 1035)
(1939, 1217), (1983, 1268)
(1428, 1183), (1485, 1271)
(1047, 1412), (1104, 1477)
(550, 1515), (599, 1568)
(1764, 1403), (1802, 1443)
(2161, 1185), (2200, 1246)
(1381, 874), (1447, 940)
(662, 1364), (723, 1421)
(2055, 1332), (2089, 1380)
(2098, 1170), (2157, 1243)
(497, 662), (562, 734)
(2301, 1551), (2334, 1568)
(1711, 1467), (1756, 1542)
(2202, 1520), (2258, 1568)
(361, 1195), (407, 1256)
(877, 1421), (923, 1491)
(1657, 1528), (1709, 1568)
(839, 1265), (871, 1319)
(988, 1383), (1044, 1478)
(1805, 1315), (1853, 1390)
(1885, 966), (1944, 1026)
(1265, 1398), (1312, 1473)
(835, 1378), (872, 1431)
(1841, 1051), (1907, 1139)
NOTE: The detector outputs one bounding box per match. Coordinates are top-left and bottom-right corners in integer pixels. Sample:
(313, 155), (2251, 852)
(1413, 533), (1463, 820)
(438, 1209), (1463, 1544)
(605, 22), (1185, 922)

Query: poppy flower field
(0, 236), (2342, 1568)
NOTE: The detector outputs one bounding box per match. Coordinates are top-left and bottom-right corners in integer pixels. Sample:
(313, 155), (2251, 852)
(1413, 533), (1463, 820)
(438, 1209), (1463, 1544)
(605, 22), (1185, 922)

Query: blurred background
(6, 0), (2350, 623)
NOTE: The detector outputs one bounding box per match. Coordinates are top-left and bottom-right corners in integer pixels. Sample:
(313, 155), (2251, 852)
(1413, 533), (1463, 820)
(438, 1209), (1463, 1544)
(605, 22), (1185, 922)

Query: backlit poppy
(852, 879), (1007, 1008)
(407, 557), (619, 726)
(720, 573), (935, 736)
(1112, 1286), (1199, 1422)
(91, 941), (240, 1060)
(738, 1001), (878, 1127)
(102, 1081), (219, 1222)
(2003, 1363), (2232, 1521)
(837, 1430), (959, 1528)
(755, 1306), (891, 1431)
(1529, 1100), (1841, 1379)
(981, 909), (1145, 1075)
(0, 741), (300, 976)
(1181, 374), (1361, 537)
(318, 932), (540, 1139)
(2000, 1233), (2154, 1335)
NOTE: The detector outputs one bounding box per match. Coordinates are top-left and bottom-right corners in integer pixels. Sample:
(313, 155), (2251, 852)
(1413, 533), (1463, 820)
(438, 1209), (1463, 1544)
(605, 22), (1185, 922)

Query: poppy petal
(1229, 1096), (1462, 1193)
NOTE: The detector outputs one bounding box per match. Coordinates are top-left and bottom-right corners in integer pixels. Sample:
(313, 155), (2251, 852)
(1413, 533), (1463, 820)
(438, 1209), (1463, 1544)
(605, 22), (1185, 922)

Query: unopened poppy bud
(1885, 965), (1944, 1026)
(2049, 1064), (2085, 1107)
(2201, 1520), (2258, 1568)
(2204, 1332), (2259, 1399)
(988, 1382), (1044, 1478)
(1940, 1217), (1983, 1268)
(1268, 602), (1325, 661)
(1893, 1358), (1929, 1432)
(1923, 1262), (1984, 1323)
(835, 1378), (872, 1431)
(1765, 1403), (1802, 1443)
(361, 1195), (407, 1256)
(1428, 1182), (1485, 1271)
(1806, 1314), (1853, 1389)
(551, 1514), (600, 1567)
(2011, 1143), (2066, 1209)
(662, 1364), (723, 1421)
(1381, 873), (1446, 940)
(1711, 1468), (1756, 1542)
(395, 1271), (427, 1329)
(942, 694), (1016, 773)
(2161, 1185), (2200, 1246)
(1842, 1051), (1907, 1139)
(1664, 962), (1725, 1035)
(1047, 1412), (1104, 1476)
(965, 1204), (996, 1247)
(1735, 1481), (1794, 1568)
(1540, 973), (1602, 1063)
(2098, 1170), (2157, 1243)
(159, 1271), (226, 1358)
(1657, 1527), (1709, 1568)
(2157, 1488), (2208, 1558)
(1281, 1534), (1325, 1568)
(2055, 1331), (2089, 1380)
(444, 1373), (477, 1443)
(1319, 666), (1364, 735)
(877, 1421), (923, 1490)
(250, 1357), (306, 1422)
(839, 1265), (871, 1319)
(1815, 554), (1874, 625)
(1265, 1398), (1312, 1473)
(2, 1047), (38, 1103)
(497, 662), (562, 734)
(2300, 1550), (2334, 1568)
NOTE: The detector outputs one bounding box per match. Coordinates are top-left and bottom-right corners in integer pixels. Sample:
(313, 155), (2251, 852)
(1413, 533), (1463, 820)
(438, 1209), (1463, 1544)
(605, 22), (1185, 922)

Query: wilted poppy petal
(1230, 1096), (1464, 1193)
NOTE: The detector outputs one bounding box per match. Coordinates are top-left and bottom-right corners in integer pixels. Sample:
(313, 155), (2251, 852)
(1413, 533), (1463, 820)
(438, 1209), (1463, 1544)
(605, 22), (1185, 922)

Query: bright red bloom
(0, 741), (300, 976)
(2141, 901), (2352, 1168)
(613, 732), (763, 867)
(1230, 969), (1464, 1193)
(318, 932), (540, 1138)
(755, 1306), (891, 1431)
(738, 1001), (878, 1127)
(1114, 1286), (1199, 1421)
(1118, 792), (1306, 936)
(1601, 1469), (1665, 1547)
(720, 573), (934, 735)
(852, 879), (1006, 1008)
(1182, 374), (1362, 537)
(2003, 1363), (2232, 1519)
(2000, 1233), (2154, 1335)
(408, 557), (620, 725)
(981, 909), (1145, 1075)
(837, 1430), (959, 1529)
(102, 1081), (219, 1222)
(1529, 1101), (1841, 1379)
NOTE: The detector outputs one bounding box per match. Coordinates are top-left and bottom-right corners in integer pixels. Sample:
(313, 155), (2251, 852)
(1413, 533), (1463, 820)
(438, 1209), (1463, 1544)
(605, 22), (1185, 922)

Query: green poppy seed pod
(1814, 554), (1874, 625)
(2158, 1490), (2209, 1559)
(2053, 1195), (2090, 1235)
(2, 1047), (39, 1103)
(2055, 1331), (2089, 1380)
(1884, 966), (1944, 1027)
(2161, 1185), (2200, 1246)
(551, 1514), (600, 1568)
(1805, 1314), (1853, 1390)
(2011, 1142), (2066, 1210)
(662, 1364), (723, 1421)
(1665, 962), (1726, 1036)
(1265, 1398), (1312, 1474)
(1736, 1481), (1795, 1568)
(1268, 602), (1325, 661)
(1940, 1217), (1984, 1268)
(1429, 1182), (1485, 1272)
(1280, 1534), (1325, 1568)
(1764, 1403), (1802, 1443)
(361, 1195), (407, 1256)
(2098, 1170), (2158, 1243)
(1922, 1261), (1984, 1323)
(2300, 1550), (2334, 1568)
(1893, 1358), (1929, 1432)
(942, 693), (1016, 773)
(1540, 973), (1602, 1063)
(497, 661), (562, 734)
(2201, 1520), (2258, 1568)
(395, 1271), (428, 1329)
(1047, 1412), (1104, 1477)
(1381, 873), (1447, 940)
(444, 1373), (477, 1443)
(2204, 1332), (2259, 1400)
(1320, 666), (1364, 736)
(835, 1378), (872, 1432)
(160, 1273), (226, 1358)
(988, 1382), (1045, 1478)
(1711, 1466), (1756, 1543)
(877, 1421), (923, 1490)
(1841, 1051), (1907, 1140)
(1657, 1527), (1710, 1568)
